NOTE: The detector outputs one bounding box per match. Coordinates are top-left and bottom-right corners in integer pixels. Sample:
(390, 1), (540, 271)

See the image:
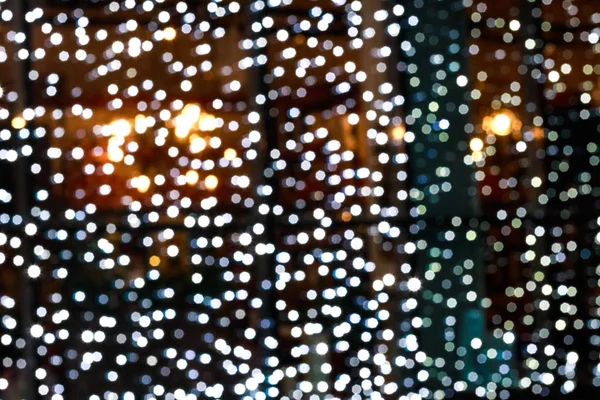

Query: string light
(0, 0), (597, 399)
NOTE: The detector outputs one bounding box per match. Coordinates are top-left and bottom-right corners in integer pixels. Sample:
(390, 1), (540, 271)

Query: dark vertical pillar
(12, 0), (39, 399)
(519, 0), (553, 384)
(245, 1), (280, 397)
(400, 0), (487, 387)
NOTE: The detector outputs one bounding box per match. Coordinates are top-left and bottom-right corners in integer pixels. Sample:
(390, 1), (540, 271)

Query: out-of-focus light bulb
(205, 175), (218, 190)
(107, 146), (124, 162)
(133, 175), (151, 193)
(470, 138), (484, 152)
(224, 148), (237, 161)
(12, 116), (26, 129)
(135, 114), (148, 133)
(164, 27), (177, 41)
(110, 119), (132, 136)
(186, 170), (200, 185)
(490, 113), (512, 136)
(199, 113), (217, 132)
(182, 104), (201, 118)
(391, 125), (406, 142)
(189, 136), (207, 153)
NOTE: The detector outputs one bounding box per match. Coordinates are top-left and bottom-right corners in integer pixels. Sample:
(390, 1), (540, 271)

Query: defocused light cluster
(0, 0), (599, 399)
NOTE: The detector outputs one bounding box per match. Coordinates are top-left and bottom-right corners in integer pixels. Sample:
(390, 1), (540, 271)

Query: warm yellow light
(224, 148), (237, 161)
(110, 119), (131, 136)
(532, 126), (544, 140)
(198, 113), (217, 132)
(391, 125), (406, 142)
(11, 117), (26, 130)
(175, 124), (191, 138)
(186, 170), (200, 185)
(490, 113), (512, 136)
(470, 138), (484, 152)
(189, 136), (207, 153)
(135, 114), (148, 133)
(182, 104), (201, 118)
(108, 136), (125, 147)
(205, 175), (218, 190)
(107, 146), (124, 162)
(149, 255), (161, 267)
(472, 151), (484, 162)
(133, 175), (151, 193)
(0, 86), (4, 99)
(164, 27), (177, 41)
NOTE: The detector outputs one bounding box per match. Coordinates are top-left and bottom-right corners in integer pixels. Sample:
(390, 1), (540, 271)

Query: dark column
(12, 0), (40, 398)
(399, 0), (488, 389)
(245, 1), (280, 397)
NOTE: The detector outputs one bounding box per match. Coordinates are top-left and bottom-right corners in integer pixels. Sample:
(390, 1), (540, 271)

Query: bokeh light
(0, 0), (598, 399)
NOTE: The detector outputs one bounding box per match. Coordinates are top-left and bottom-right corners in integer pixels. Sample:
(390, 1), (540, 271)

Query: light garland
(0, 0), (598, 399)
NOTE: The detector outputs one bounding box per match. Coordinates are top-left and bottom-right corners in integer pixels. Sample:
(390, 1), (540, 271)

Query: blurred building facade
(0, 0), (599, 399)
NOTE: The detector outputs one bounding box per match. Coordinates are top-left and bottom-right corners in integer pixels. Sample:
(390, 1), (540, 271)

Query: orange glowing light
(133, 175), (151, 193)
(532, 126), (544, 140)
(135, 114), (148, 133)
(182, 104), (201, 118)
(189, 136), (207, 153)
(164, 27), (177, 41)
(224, 148), (237, 161)
(198, 113), (217, 132)
(149, 256), (161, 267)
(107, 146), (124, 162)
(11, 117), (26, 130)
(391, 125), (406, 142)
(186, 170), (200, 185)
(175, 125), (191, 138)
(490, 114), (511, 136)
(205, 175), (218, 190)
(469, 138), (484, 152)
(109, 119), (132, 136)
(483, 110), (521, 137)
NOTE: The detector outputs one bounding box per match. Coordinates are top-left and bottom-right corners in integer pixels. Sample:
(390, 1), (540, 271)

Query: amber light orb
(205, 175), (218, 190)
(11, 116), (26, 130)
(483, 110), (521, 137)
(391, 125), (406, 142)
(198, 113), (217, 132)
(469, 138), (484, 152)
(132, 175), (151, 193)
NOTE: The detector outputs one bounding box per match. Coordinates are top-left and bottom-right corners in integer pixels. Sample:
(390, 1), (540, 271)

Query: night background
(0, 0), (599, 399)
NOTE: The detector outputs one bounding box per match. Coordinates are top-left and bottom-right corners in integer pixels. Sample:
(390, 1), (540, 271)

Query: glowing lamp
(164, 27), (177, 41)
(107, 146), (124, 163)
(12, 117), (26, 130)
(109, 119), (132, 136)
(224, 148), (237, 161)
(133, 175), (151, 193)
(186, 170), (200, 185)
(391, 125), (406, 142)
(198, 113), (217, 132)
(135, 114), (148, 133)
(491, 114), (511, 136)
(483, 110), (520, 137)
(205, 175), (218, 190)
(182, 104), (201, 119)
(189, 136), (207, 153)
(469, 138), (484, 152)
